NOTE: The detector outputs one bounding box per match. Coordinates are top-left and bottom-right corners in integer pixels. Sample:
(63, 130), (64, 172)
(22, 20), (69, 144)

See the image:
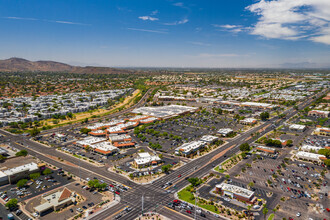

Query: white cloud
(4, 16), (37, 21)
(246, 0), (330, 45)
(213, 24), (245, 33)
(164, 18), (188, 25)
(138, 16), (159, 21)
(310, 27), (330, 45)
(126, 27), (168, 34)
(173, 2), (184, 7)
(151, 10), (159, 15)
(54, 20), (90, 26)
(188, 41), (211, 46)
(215, 24), (239, 29)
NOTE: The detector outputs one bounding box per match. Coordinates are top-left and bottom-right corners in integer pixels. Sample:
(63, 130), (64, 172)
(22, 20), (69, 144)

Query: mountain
(0, 57), (133, 74)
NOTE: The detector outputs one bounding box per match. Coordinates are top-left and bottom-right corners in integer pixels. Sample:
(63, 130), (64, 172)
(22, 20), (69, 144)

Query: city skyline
(1, 0), (330, 68)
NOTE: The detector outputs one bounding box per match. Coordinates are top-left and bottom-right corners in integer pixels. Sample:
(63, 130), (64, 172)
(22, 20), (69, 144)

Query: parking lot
(135, 112), (243, 154)
(237, 155), (327, 194)
(25, 181), (107, 220)
(0, 169), (74, 203)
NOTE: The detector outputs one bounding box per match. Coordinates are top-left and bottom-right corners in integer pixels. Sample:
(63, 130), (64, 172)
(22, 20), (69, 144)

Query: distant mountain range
(0, 57), (133, 74)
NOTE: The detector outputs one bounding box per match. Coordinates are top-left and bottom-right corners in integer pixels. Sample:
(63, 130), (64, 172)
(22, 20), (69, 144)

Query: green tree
(16, 150), (28, 157)
(0, 154), (6, 161)
(286, 140), (293, 146)
(260, 112), (270, 121)
(88, 179), (99, 188)
(188, 177), (200, 187)
(5, 198), (18, 210)
(318, 149), (330, 158)
(29, 173), (41, 180)
(324, 159), (330, 167)
(30, 127), (40, 136)
(43, 168), (52, 175)
(66, 112), (74, 119)
(17, 179), (28, 188)
(161, 164), (173, 173)
(80, 128), (92, 134)
(239, 143), (250, 152)
(263, 208), (268, 220)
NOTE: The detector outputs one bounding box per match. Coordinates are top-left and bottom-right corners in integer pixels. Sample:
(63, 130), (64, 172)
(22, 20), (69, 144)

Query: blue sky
(0, 0), (330, 68)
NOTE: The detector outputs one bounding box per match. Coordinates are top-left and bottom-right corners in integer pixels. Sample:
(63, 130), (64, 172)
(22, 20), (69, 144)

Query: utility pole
(79, 155), (81, 182)
(194, 193), (197, 220)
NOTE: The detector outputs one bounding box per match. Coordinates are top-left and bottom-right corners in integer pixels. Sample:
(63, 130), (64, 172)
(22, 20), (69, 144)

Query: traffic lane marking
(166, 145), (236, 190)
(163, 206), (193, 220)
(14, 141), (132, 189)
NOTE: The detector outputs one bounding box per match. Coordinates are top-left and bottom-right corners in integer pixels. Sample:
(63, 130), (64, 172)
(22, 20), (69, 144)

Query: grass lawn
(214, 166), (226, 173)
(267, 214), (274, 220)
(178, 186), (220, 214)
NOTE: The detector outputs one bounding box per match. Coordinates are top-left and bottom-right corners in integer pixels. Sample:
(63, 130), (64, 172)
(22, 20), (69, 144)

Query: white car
(33, 212), (39, 217)
(296, 212), (301, 217)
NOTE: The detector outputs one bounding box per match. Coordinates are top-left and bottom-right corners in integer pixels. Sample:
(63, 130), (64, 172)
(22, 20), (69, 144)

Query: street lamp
(194, 192), (199, 220)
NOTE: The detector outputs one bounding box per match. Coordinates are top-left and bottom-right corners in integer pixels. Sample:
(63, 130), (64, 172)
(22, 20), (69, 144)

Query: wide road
(0, 89), (327, 220)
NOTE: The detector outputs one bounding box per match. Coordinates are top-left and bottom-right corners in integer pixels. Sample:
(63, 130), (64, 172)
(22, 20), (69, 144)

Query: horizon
(0, 0), (330, 68)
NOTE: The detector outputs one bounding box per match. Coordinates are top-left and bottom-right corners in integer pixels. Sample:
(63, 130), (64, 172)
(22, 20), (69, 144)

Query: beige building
(34, 188), (75, 216)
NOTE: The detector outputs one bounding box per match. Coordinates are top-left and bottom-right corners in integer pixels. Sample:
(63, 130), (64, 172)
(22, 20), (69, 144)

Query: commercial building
(157, 95), (196, 102)
(91, 142), (118, 156)
(75, 137), (118, 156)
(88, 130), (107, 137)
(109, 134), (135, 148)
(131, 105), (198, 120)
(256, 146), (276, 154)
(300, 145), (323, 152)
(175, 141), (205, 156)
(75, 137), (107, 147)
(295, 151), (326, 163)
(34, 188), (75, 216)
(289, 124), (306, 132)
(215, 183), (256, 204)
(0, 162), (43, 185)
(313, 127), (330, 136)
(218, 101), (277, 110)
(133, 152), (161, 168)
(308, 110), (330, 118)
(200, 135), (219, 144)
(217, 128), (234, 137)
(240, 118), (257, 125)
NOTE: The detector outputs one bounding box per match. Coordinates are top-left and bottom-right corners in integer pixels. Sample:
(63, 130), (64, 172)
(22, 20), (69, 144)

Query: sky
(0, 0), (330, 68)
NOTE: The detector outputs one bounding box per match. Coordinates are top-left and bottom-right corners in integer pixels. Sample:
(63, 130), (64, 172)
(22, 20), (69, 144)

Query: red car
(186, 210), (192, 214)
(287, 187), (291, 191)
(115, 191), (120, 195)
(178, 174), (182, 178)
(326, 208), (330, 212)
(109, 184), (114, 187)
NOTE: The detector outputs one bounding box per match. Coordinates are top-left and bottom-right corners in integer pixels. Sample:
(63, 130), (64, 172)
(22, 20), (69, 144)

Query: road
(40, 88), (153, 135)
(0, 89), (327, 220)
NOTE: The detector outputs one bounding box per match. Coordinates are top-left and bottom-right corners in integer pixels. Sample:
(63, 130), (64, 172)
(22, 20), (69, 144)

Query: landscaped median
(178, 185), (221, 214)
